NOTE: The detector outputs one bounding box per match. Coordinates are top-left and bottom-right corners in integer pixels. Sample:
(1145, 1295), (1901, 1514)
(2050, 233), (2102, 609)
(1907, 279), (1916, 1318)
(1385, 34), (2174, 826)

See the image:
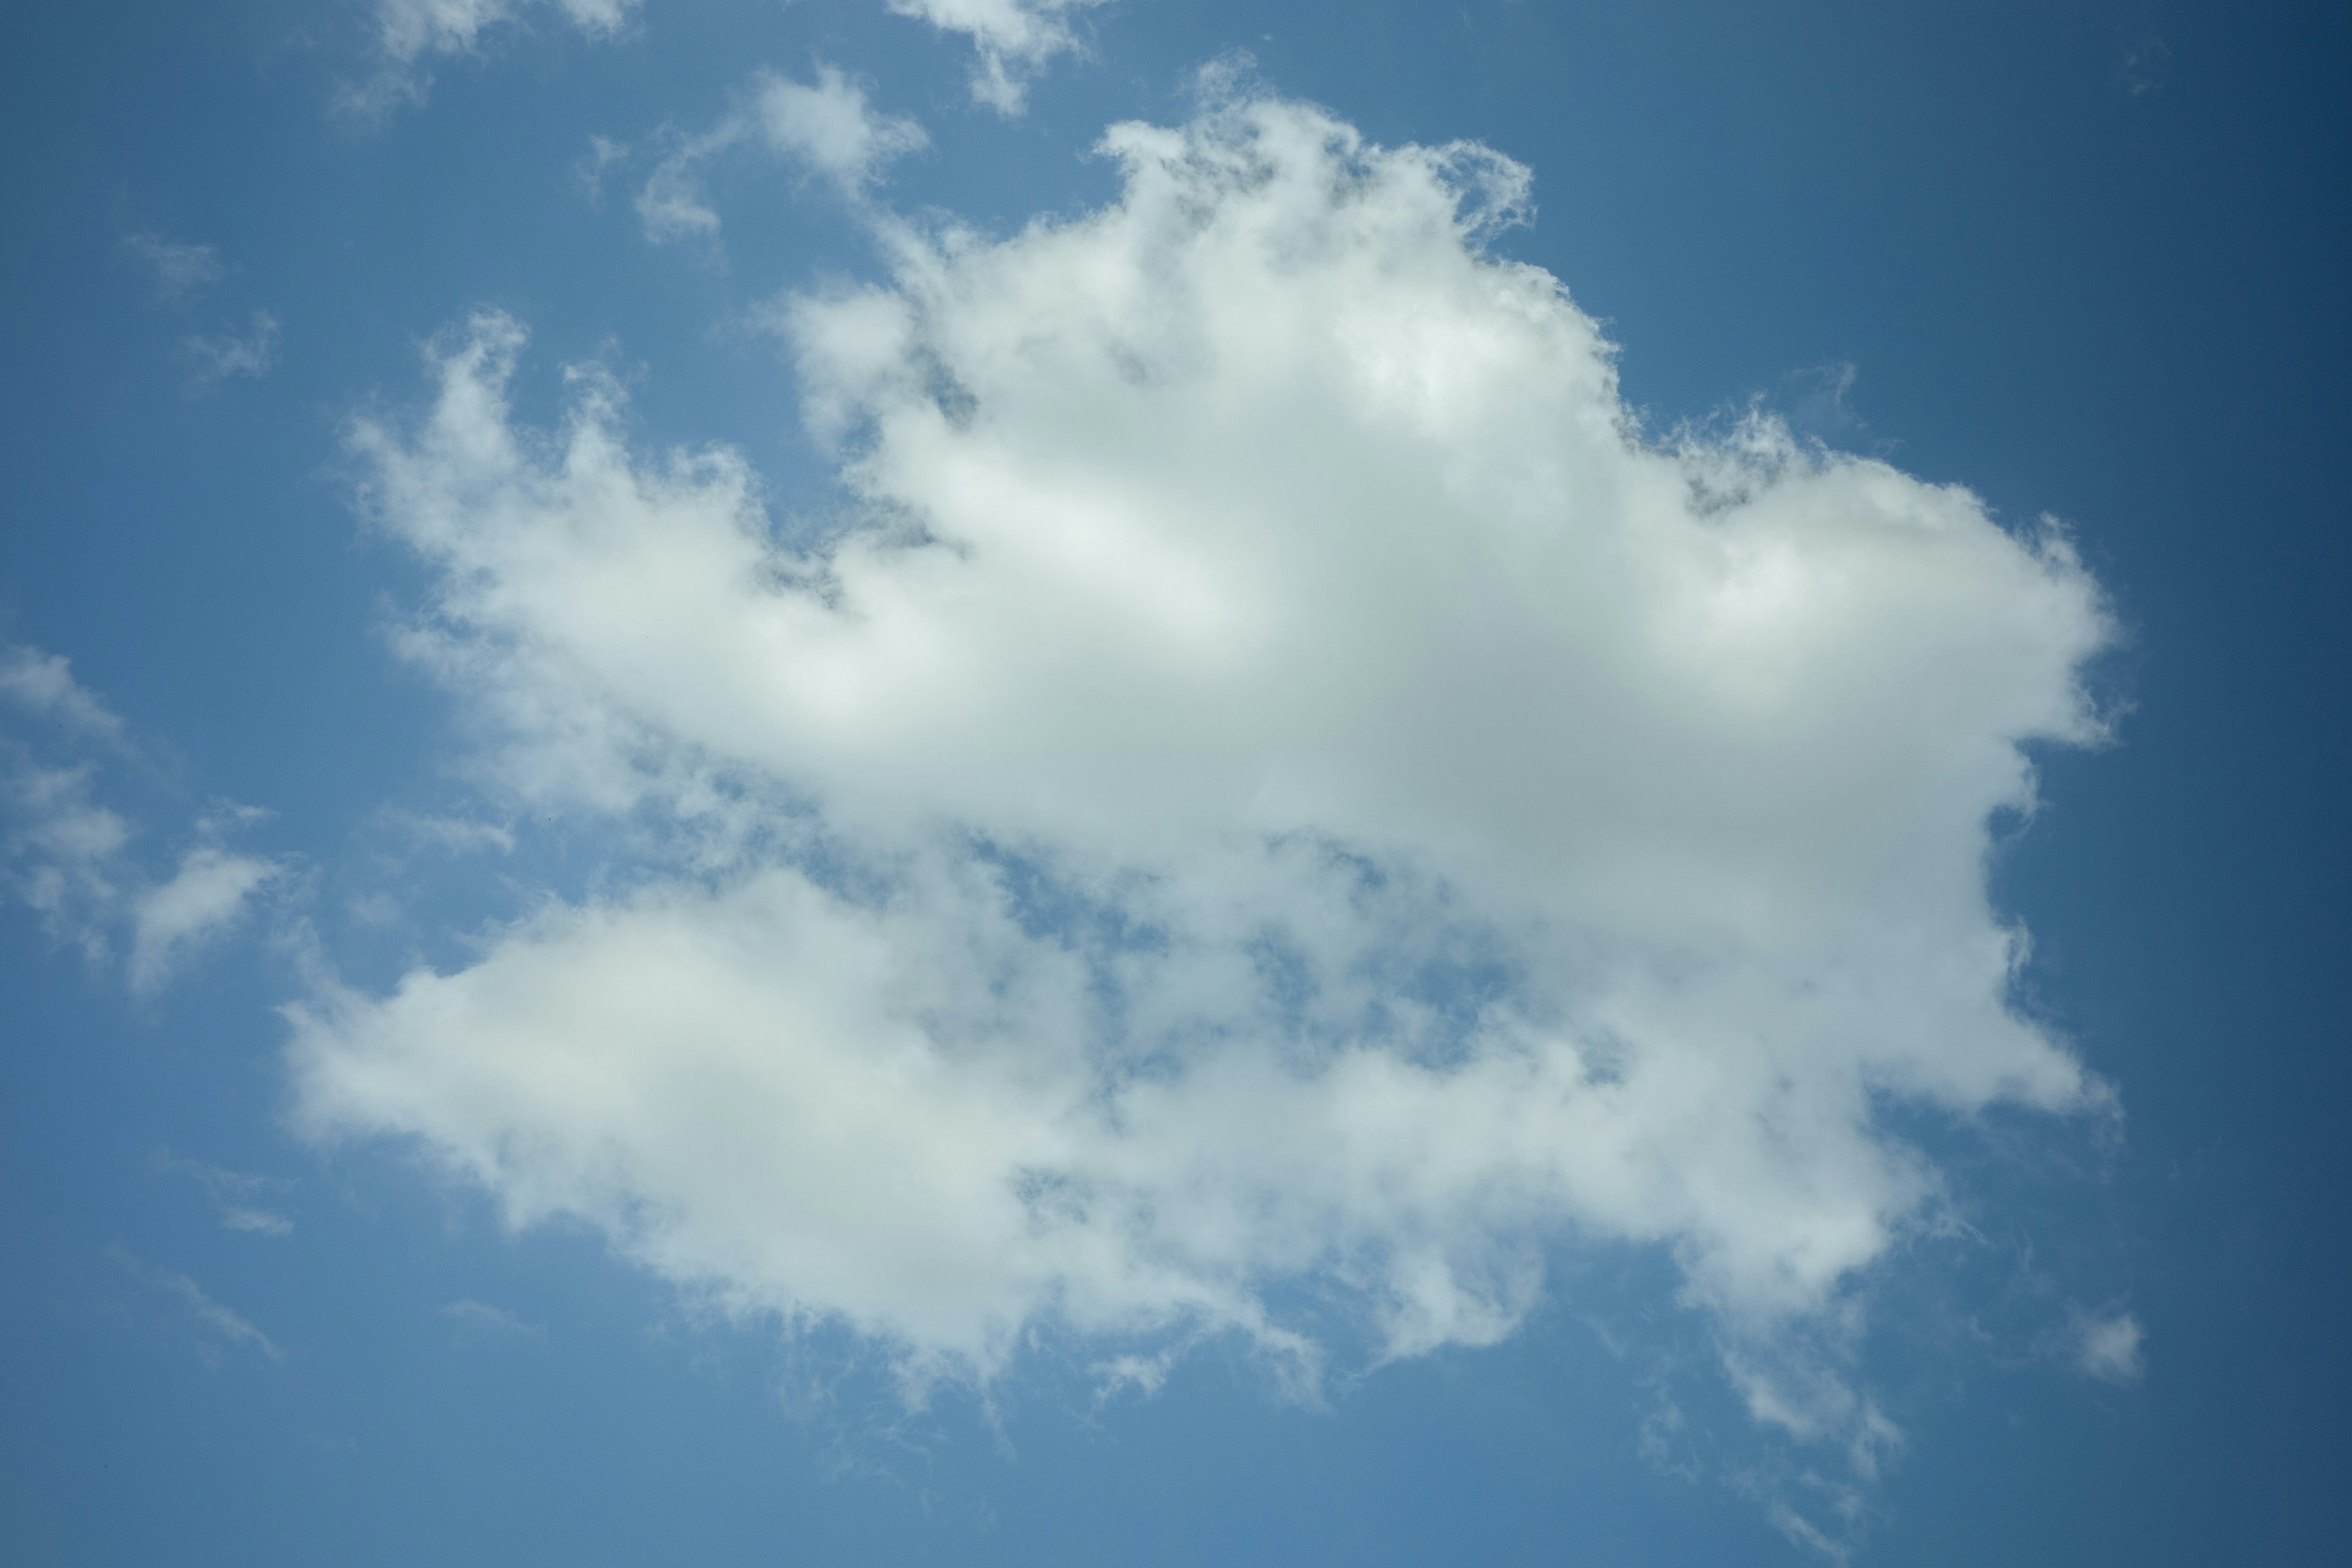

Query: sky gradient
(4, 2), (2348, 1563)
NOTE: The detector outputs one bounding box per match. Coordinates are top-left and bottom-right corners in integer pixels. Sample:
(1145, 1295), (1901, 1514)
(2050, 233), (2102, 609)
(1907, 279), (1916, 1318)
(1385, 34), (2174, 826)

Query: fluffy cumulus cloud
(887, 0), (1114, 113)
(1, 646), (284, 992)
(636, 64), (926, 243)
(297, 81), (2114, 1438)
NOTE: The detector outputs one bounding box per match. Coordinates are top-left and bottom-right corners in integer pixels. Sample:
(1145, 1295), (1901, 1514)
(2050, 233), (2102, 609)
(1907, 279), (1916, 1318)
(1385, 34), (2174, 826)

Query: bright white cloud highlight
(636, 65), (925, 243)
(889, 0), (1111, 113)
(302, 81), (2114, 1439)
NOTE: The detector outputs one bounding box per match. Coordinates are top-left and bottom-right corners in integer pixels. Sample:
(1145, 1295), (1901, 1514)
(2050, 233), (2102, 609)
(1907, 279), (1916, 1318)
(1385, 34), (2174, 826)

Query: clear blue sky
(3, 2), (2346, 1563)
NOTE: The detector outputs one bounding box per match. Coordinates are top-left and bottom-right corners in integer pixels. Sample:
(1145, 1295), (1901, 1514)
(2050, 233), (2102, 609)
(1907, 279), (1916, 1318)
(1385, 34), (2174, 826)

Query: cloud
(353, 0), (638, 112)
(0, 646), (127, 740)
(116, 1250), (284, 1365)
(636, 65), (926, 244)
(185, 311), (281, 386)
(2069, 1305), (2144, 1385)
(372, 0), (635, 62)
(750, 64), (929, 190)
(2122, 36), (2171, 99)
(376, 809), (516, 858)
(4, 762), (132, 963)
(2, 646), (285, 989)
(123, 233), (227, 304)
(129, 846), (284, 995)
(443, 1297), (547, 1338)
(156, 1150), (296, 1237)
(359, 0), (1099, 118)
(4, 649), (136, 960)
(301, 78), (2114, 1442)
(576, 134), (631, 203)
(887, 0), (1112, 114)
(1770, 1501), (1853, 1564)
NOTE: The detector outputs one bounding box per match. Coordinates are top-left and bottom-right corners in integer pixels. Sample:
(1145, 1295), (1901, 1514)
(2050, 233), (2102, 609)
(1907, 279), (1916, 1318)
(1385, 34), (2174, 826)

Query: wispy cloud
(1770, 1500), (1854, 1564)
(116, 1249), (284, 1365)
(154, 1150), (297, 1238)
(2, 644), (286, 990)
(887, 0), (1114, 115)
(2069, 1305), (2146, 1385)
(185, 311), (281, 386)
(636, 64), (926, 246)
(0, 646), (127, 742)
(129, 846), (284, 995)
(123, 233), (227, 304)
(443, 1298), (547, 1339)
(575, 134), (631, 203)
(375, 809), (516, 859)
(349, 0), (640, 115)
(2122, 36), (2171, 98)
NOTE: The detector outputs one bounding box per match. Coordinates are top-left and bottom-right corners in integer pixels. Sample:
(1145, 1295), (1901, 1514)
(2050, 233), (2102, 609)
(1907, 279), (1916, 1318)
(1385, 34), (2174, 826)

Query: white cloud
(377, 809), (517, 858)
(2070, 1305), (2145, 1385)
(355, 0), (637, 111)
(636, 65), (926, 244)
(4, 762), (132, 963)
(362, 0), (1097, 117)
(2, 645), (285, 989)
(4, 649), (135, 960)
(185, 311), (281, 385)
(304, 80), (2114, 1442)
(634, 152), (724, 244)
(371, 0), (636, 63)
(123, 233), (227, 304)
(0, 646), (127, 740)
(750, 65), (929, 190)
(888, 0), (1112, 114)
(1770, 1501), (1853, 1564)
(130, 846), (283, 995)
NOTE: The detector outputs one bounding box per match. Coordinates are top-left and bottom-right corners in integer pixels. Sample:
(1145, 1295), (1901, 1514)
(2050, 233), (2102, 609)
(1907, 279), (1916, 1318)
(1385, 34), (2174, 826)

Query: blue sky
(3, 2), (2347, 1562)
